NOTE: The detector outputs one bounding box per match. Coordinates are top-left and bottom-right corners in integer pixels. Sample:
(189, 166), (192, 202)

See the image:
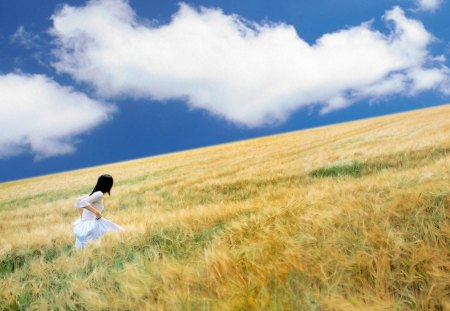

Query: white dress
(73, 191), (123, 249)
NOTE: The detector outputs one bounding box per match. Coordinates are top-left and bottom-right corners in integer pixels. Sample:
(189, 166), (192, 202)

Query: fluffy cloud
(0, 73), (114, 159)
(415, 0), (442, 12)
(50, 0), (449, 126)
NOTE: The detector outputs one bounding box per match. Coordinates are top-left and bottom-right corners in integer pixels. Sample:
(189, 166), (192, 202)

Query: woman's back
(75, 191), (104, 220)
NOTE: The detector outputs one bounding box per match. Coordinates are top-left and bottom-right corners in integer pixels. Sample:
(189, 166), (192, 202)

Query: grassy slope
(0, 104), (449, 310)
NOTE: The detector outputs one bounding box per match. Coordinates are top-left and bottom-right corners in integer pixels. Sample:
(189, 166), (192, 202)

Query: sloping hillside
(0, 104), (449, 310)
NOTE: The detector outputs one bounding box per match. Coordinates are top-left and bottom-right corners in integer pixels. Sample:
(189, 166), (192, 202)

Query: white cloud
(50, 0), (449, 127)
(0, 73), (114, 159)
(415, 0), (442, 12)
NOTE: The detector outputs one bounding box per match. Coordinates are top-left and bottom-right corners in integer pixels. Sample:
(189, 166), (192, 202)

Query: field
(0, 104), (449, 310)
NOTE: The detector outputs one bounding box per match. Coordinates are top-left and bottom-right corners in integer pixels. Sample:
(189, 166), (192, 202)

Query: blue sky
(0, 0), (449, 182)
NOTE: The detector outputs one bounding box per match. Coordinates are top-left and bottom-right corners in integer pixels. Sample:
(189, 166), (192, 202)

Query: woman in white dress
(73, 174), (123, 249)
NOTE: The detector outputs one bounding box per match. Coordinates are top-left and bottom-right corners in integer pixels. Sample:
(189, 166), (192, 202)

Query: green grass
(310, 161), (368, 178)
(310, 147), (449, 178)
(0, 243), (74, 279)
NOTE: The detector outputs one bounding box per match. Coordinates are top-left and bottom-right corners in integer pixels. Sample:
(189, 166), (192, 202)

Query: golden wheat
(0, 104), (449, 310)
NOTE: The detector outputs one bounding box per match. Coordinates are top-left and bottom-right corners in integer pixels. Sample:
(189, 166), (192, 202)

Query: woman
(73, 174), (123, 249)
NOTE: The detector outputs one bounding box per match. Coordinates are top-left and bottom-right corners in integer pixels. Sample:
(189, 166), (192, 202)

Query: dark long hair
(90, 174), (114, 195)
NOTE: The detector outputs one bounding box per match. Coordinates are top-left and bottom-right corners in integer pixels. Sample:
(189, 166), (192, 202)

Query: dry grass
(0, 104), (449, 310)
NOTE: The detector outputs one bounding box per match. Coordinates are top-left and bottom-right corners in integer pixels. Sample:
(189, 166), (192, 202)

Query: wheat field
(0, 104), (449, 310)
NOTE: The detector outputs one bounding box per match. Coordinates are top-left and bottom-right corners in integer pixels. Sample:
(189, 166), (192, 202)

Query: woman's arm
(84, 204), (102, 219)
(78, 191), (104, 219)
